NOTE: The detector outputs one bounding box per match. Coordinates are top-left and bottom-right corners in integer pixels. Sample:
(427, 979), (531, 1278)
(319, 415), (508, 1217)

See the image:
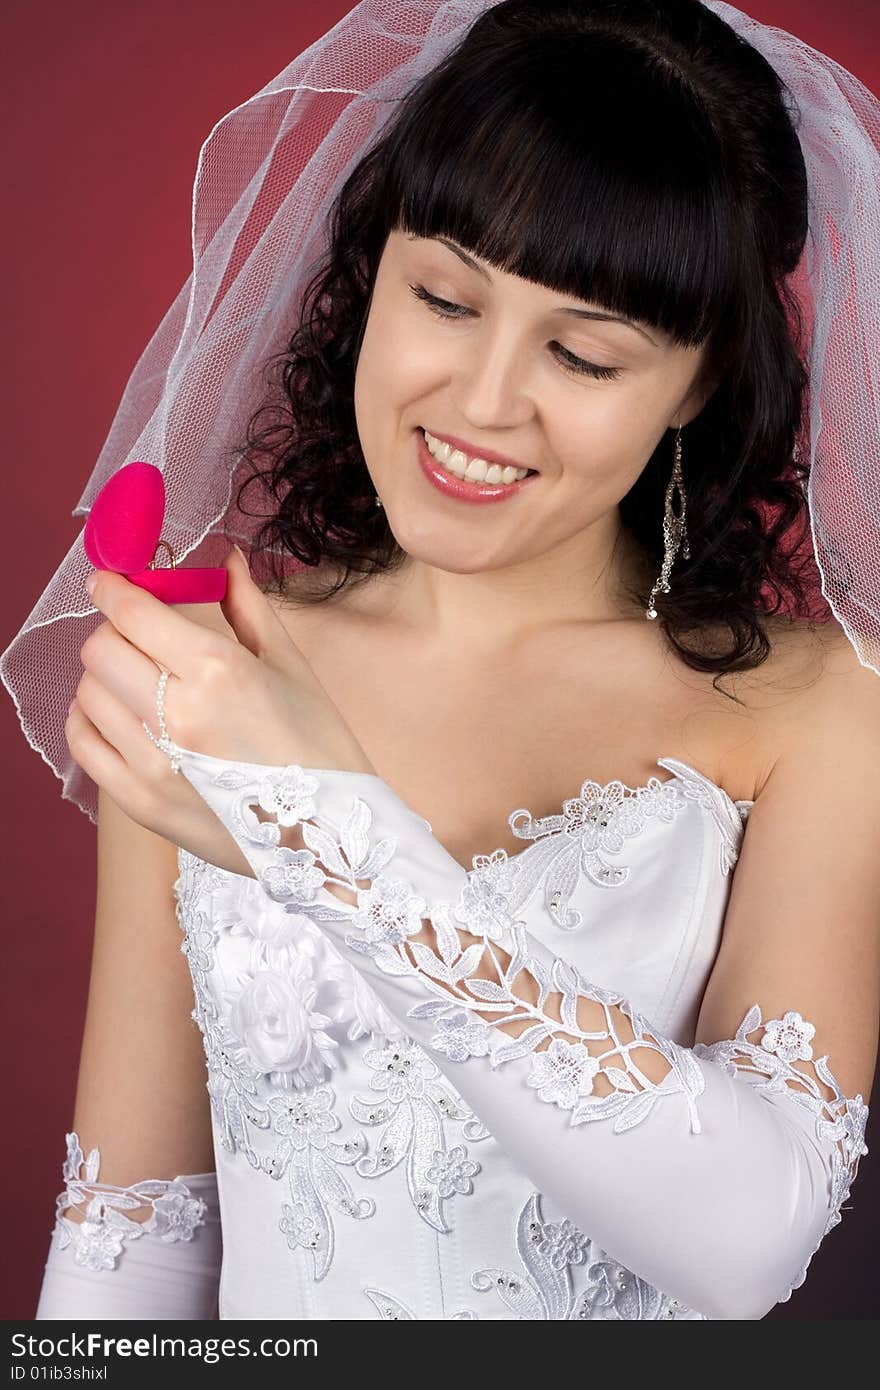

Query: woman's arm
(166, 636), (878, 1321)
(35, 787), (222, 1320)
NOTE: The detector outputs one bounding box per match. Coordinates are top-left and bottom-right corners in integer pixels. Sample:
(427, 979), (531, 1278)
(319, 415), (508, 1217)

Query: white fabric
(36, 1134), (221, 1319)
(164, 744), (868, 1321)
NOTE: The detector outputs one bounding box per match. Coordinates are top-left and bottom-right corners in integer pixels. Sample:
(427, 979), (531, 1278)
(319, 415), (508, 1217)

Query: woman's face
(354, 228), (711, 580)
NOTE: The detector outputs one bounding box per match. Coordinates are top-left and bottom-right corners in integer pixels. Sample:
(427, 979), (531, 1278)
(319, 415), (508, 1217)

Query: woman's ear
(675, 364), (723, 430)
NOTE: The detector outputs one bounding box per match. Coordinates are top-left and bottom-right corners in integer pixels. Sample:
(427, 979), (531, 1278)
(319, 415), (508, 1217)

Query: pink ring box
(84, 461), (228, 603)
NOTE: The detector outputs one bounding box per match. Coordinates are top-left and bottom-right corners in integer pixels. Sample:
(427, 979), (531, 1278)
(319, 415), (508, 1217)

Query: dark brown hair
(230, 0), (826, 687)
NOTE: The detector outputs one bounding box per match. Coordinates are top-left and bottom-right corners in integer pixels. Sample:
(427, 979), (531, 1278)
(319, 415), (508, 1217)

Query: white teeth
(423, 429), (530, 484)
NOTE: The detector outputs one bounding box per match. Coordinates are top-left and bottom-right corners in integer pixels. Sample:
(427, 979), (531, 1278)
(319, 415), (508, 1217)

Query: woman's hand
(66, 546), (376, 874)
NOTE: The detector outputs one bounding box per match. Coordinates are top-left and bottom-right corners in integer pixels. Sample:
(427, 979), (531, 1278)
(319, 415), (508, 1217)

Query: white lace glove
(171, 749), (869, 1321)
(35, 1132), (222, 1320)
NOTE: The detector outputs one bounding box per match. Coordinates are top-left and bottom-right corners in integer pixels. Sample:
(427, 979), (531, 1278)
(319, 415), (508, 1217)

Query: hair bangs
(383, 27), (740, 355)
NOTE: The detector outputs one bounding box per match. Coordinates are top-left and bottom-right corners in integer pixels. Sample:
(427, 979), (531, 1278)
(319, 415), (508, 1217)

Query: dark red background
(3, 1), (878, 1321)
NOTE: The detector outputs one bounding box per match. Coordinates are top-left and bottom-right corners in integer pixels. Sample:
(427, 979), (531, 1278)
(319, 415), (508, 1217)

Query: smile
(414, 429), (540, 506)
(422, 428), (533, 484)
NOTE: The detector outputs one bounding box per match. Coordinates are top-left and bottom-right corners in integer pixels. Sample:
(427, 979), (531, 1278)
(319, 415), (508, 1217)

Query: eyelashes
(407, 283), (623, 382)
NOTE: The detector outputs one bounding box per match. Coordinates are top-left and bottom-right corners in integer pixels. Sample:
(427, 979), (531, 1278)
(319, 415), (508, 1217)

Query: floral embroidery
(449, 854), (518, 943)
(527, 1038), (602, 1109)
(348, 878), (428, 950)
(174, 846), (490, 1274)
(427, 1144), (480, 1198)
(468, 1193), (702, 1319)
(506, 773), (689, 923)
(188, 767), (867, 1246)
(226, 789), (710, 1137)
(167, 752), (867, 1316)
(535, 1215), (590, 1270)
(177, 755), (746, 940)
(52, 1132), (207, 1272)
(474, 757), (749, 929)
(573, 1258), (697, 1320)
(350, 1037), (488, 1230)
(256, 765), (321, 825)
(760, 1009), (816, 1063)
(362, 1192), (702, 1320)
(693, 1003), (869, 1300)
(431, 1009), (493, 1061)
(174, 852), (376, 1280)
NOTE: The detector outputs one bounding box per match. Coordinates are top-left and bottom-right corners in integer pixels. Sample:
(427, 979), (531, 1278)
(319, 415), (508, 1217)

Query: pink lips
(415, 429), (539, 505)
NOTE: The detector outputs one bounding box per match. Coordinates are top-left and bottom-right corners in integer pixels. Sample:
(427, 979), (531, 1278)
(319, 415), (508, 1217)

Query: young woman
(11, 0), (878, 1320)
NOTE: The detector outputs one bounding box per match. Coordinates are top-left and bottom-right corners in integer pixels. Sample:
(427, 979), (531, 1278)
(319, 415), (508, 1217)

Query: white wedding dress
(37, 751), (869, 1321)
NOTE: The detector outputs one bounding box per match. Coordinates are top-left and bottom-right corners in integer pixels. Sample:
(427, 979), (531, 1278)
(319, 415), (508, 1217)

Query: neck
(364, 519), (656, 651)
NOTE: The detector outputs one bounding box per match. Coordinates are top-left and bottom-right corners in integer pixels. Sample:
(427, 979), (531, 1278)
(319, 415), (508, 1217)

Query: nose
(451, 328), (535, 431)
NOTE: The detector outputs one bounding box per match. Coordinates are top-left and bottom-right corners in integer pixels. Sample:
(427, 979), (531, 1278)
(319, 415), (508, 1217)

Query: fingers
(73, 668), (175, 785)
(65, 697), (155, 819)
(80, 621), (177, 734)
(86, 570), (223, 679)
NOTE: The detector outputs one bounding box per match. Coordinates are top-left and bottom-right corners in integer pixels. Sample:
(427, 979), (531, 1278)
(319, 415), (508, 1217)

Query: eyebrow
(410, 234), (659, 347)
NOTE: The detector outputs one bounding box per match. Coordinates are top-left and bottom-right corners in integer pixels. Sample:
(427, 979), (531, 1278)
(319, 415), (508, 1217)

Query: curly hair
(230, 0), (828, 689)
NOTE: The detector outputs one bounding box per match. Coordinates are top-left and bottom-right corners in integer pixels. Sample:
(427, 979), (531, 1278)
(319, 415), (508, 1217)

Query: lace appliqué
(224, 771), (868, 1204)
(351, 1037), (488, 1231)
(430, 759), (747, 932)
(177, 754), (745, 942)
(174, 847), (491, 1277)
(174, 758), (866, 1306)
(206, 860), (403, 1086)
(470, 1192), (702, 1320)
(694, 1004), (869, 1299)
(53, 1132), (207, 1272)
(500, 772), (689, 928)
(232, 776), (710, 1136)
(362, 1192), (703, 1319)
(174, 851), (376, 1280)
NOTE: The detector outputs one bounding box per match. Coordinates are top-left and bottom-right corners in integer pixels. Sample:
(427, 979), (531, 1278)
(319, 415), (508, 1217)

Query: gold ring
(148, 540), (177, 570)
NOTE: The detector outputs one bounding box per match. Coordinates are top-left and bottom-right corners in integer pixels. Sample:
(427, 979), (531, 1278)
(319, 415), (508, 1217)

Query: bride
(16, 0), (877, 1320)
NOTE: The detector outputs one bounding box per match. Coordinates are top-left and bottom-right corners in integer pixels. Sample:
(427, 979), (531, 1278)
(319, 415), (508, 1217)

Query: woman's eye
(552, 344), (622, 381)
(409, 283), (468, 320)
(407, 283), (622, 381)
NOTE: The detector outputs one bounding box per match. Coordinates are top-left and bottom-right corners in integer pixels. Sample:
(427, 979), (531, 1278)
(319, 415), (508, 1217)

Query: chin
(394, 526), (529, 577)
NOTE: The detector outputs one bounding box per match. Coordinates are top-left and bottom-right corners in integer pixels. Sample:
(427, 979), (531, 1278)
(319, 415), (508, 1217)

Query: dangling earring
(646, 423), (690, 620)
(374, 494), (383, 509)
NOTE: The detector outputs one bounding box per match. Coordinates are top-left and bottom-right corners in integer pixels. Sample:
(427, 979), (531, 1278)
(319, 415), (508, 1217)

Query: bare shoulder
(755, 612), (880, 778)
(794, 616), (880, 763)
(733, 611), (871, 701)
(692, 612), (880, 801)
(765, 610), (878, 693)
